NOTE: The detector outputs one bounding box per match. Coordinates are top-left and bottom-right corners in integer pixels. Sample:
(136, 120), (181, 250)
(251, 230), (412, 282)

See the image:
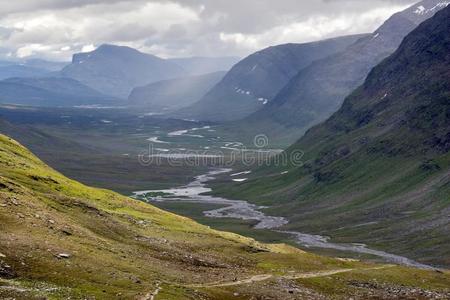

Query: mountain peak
(62, 44), (186, 98)
(73, 44), (151, 62)
(239, 0), (450, 144)
(403, 0), (450, 23)
(95, 43), (143, 55)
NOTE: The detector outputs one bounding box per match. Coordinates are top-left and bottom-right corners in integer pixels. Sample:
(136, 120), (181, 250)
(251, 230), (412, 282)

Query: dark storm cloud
(0, 0), (417, 60)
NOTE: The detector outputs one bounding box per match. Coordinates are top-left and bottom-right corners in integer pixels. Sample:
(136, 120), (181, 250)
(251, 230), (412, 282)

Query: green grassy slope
(211, 6), (450, 267)
(1, 135), (450, 299)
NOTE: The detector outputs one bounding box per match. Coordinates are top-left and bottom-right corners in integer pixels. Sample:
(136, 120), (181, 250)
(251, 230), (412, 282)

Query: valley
(1, 129), (450, 299)
(0, 0), (449, 298)
(134, 168), (435, 270)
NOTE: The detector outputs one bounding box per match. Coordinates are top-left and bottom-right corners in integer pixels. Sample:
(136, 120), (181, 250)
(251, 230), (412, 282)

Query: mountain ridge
(175, 34), (367, 122)
(212, 4), (450, 267)
(234, 0), (449, 145)
(60, 44), (187, 98)
(0, 77), (117, 107)
(128, 71), (226, 112)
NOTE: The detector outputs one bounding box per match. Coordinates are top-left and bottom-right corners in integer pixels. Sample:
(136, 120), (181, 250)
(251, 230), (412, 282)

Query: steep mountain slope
(176, 34), (366, 122)
(168, 56), (240, 75)
(1, 134), (450, 299)
(60, 44), (186, 98)
(214, 5), (450, 267)
(238, 0), (449, 145)
(0, 77), (116, 107)
(128, 71), (226, 112)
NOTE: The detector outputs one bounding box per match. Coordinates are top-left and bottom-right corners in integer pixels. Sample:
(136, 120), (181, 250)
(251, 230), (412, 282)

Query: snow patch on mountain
(258, 97), (269, 104)
(414, 1), (450, 15)
(414, 5), (426, 14)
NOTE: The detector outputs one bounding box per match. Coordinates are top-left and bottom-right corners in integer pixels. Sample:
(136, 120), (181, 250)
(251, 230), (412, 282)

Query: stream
(133, 168), (434, 270)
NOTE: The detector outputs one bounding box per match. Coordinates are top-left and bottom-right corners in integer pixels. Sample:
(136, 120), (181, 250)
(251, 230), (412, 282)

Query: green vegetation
(1, 134), (449, 299)
(150, 201), (295, 245)
(0, 106), (213, 193)
(211, 7), (450, 267)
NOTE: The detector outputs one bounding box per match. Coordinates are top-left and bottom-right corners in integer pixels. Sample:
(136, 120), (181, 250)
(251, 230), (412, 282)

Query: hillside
(0, 77), (117, 107)
(1, 134), (450, 299)
(128, 71), (226, 112)
(212, 5), (450, 267)
(234, 0), (449, 145)
(60, 44), (186, 98)
(176, 34), (365, 122)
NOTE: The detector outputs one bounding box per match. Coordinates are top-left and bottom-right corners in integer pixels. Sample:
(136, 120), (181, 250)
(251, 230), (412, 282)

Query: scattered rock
(0, 262), (16, 278)
(61, 229), (73, 236)
(0, 252), (6, 258)
(348, 280), (450, 298)
(57, 253), (71, 259)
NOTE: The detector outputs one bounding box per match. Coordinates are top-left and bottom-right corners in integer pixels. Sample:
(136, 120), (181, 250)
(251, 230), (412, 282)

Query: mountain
(0, 60), (14, 67)
(168, 56), (240, 75)
(22, 59), (68, 72)
(1, 133), (450, 299)
(60, 44), (186, 98)
(240, 0), (450, 144)
(128, 71), (226, 112)
(0, 65), (49, 80)
(214, 5), (450, 267)
(0, 59), (68, 80)
(176, 34), (366, 122)
(0, 77), (117, 107)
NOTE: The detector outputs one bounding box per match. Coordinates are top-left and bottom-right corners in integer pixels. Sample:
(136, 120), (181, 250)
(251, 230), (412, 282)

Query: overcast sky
(0, 0), (417, 61)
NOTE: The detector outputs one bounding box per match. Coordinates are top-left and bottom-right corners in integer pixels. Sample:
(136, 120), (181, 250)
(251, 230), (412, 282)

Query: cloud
(0, 0), (416, 60)
(218, 5), (408, 52)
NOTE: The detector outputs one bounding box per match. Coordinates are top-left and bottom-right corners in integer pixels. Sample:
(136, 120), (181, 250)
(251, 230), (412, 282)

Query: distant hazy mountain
(219, 5), (450, 266)
(128, 71), (226, 112)
(176, 34), (365, 122)
(60, 44), (187, 98)
(0, 59), (68, 80)
(23, 59), (68, 72)
(243, 0), (450, 142)
(0, 60), (14, 67)
(0, 77), (116, 107)
(0, 65), (49, 80)
(168, 56), (240, 75)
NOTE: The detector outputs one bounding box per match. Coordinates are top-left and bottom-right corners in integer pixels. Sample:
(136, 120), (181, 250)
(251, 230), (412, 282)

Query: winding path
(184, 266), (392, 288)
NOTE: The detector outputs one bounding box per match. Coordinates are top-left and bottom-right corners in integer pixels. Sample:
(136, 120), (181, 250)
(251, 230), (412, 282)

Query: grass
(150, 201), (295, 245)
(1, 133), (449, 299)
(210, 123), (450, 267)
